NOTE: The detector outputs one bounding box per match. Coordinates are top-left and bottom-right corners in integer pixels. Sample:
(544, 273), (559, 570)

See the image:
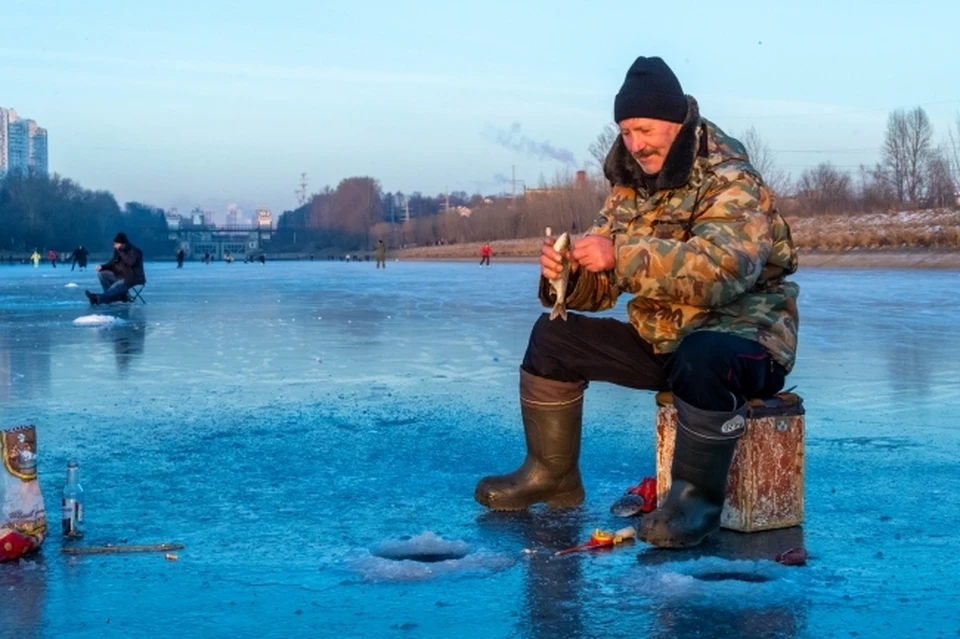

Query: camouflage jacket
(539, 98), (799, 371)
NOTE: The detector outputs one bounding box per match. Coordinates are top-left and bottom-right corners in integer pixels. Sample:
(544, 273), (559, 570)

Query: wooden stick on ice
(61, 543), (184, 555)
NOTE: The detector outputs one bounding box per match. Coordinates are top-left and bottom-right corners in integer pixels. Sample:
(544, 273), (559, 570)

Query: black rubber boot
(474, 372), (585, 511)
(639, 395), (747, 548)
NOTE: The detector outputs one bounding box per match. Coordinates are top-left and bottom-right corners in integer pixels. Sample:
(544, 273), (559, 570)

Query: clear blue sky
(3, 0), (958, 221)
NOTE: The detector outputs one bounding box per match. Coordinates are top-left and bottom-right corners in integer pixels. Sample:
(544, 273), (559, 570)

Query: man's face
(113, 242), (122, 250)
(618, 118), (683, 175)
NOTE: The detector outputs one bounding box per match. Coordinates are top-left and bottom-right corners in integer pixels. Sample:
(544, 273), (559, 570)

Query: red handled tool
(554, 526), (637, 556)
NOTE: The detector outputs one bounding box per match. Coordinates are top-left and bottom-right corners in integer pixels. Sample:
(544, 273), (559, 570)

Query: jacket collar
(603, 96), (703, 193)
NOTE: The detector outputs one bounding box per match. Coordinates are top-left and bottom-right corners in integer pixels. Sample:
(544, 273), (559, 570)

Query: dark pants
(97, 271), (129, 304)
(480, 255), (490, 266)
(521, 313), (786, 411)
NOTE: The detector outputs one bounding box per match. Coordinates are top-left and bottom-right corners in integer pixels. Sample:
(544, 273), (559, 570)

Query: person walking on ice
(480, 243), (493, 267)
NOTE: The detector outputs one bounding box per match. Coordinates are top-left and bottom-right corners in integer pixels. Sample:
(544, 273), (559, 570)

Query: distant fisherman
(474, 55), (800, 549)
(375, 240), (387, 269)
(85, 232), (146, 305)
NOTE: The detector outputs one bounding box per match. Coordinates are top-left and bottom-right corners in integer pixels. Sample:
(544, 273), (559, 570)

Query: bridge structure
(167, 223), (272, 260)
(166, 206), (274, 260)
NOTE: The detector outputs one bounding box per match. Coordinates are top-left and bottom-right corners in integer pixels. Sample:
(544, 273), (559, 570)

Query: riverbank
(7, 243), (958, 270)
(392, 240), (960, 269)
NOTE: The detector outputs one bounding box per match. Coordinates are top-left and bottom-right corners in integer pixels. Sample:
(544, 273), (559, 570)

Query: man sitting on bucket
(474, 56), (799, 549)
(85, 232), (146, 305)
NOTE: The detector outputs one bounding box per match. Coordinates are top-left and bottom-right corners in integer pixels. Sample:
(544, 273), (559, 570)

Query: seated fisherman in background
(85, 232), (146, 305)
(474, 55), (800, 549)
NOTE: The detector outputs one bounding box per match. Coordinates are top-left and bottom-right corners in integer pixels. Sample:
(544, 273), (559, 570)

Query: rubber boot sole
(638, 493), (721, 549)
(475, 484), (585, 511)
(639, 526), (712, 549)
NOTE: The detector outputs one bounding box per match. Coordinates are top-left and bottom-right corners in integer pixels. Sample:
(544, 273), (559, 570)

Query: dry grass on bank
(787, 209), (960, 251)
(393, 209), (960, 268)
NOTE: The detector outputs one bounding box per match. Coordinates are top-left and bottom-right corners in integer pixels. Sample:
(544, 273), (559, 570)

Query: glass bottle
(61, 460), (84, 538)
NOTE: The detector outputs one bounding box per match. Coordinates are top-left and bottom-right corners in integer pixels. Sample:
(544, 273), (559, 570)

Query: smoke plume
(487, 122), (577, 167)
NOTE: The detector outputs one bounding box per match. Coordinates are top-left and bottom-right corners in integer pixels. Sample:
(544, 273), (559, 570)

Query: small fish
(610, 477), (658, 518)
(549, 233), (571, 321)
(609, 494), (648, 518)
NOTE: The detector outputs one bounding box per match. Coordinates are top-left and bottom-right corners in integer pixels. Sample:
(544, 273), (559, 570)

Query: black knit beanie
(113, 232), (129, 244)
(614, 56), (687, 124)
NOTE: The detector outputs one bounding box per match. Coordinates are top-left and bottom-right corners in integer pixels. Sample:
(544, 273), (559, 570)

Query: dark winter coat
(101, 243), (146, 286)
(72, 247), (89, 267)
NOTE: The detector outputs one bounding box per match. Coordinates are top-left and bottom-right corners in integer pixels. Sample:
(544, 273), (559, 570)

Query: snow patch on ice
(73, 314), (128, 327)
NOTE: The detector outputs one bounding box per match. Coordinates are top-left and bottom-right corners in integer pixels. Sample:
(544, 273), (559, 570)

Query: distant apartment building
(0, 107), (49, 179)
(27, 121), (48, 176)
(225, 204), (241, 227)
(256, 206), (272, 229)
(0, 109), (9, 174)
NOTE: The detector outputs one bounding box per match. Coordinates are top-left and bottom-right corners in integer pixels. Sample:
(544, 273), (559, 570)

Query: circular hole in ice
(694, 571), (773, 583)
(369, 532), (470, 563)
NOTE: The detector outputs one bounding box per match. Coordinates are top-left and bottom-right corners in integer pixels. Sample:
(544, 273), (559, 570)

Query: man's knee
(522, 313), (571, 377)
(526, 312), (558, 352)
(667, 332), (739, 390)
(668, 331), (778, 409)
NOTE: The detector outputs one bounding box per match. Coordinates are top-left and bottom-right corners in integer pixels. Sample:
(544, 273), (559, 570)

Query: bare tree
(588, 123), (619, 168)
(947, 115), (960, 197)
(926, 149), (955, 208)
(882, 107), (933, 205)
(307, 187), (334, 229)
(882, 110), (907, 203)
(856, 164), (895, 213)
(904, 108), (934, 204)
(795, 162), (852, 214)
(740, 126), (790, 196)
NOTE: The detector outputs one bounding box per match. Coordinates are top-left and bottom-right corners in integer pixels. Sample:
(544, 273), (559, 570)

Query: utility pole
(391, 194), (397, 247)
(445, 185), (450, 214)
(511, 165), (516, 205)
(295, 173), (308, 207)
(404, 195), (410, 222)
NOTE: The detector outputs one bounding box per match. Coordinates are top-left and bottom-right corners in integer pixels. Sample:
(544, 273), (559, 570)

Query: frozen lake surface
(1, 259), (959, 638)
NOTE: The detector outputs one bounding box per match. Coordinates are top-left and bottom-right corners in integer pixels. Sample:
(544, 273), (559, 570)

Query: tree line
(3, 105), (957, 256)
(751, 107), (958, 215)
(275, 176), (486, 251)
(275, 106), (958, 251)
(0, 173), (172, 257)
(271, 170), (610, 252)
